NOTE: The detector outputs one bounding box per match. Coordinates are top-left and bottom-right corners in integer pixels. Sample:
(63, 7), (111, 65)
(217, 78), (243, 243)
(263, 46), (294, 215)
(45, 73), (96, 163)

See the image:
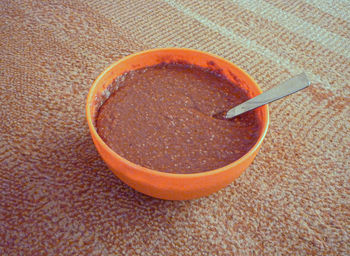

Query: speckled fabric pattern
(1, 0), (349, 255)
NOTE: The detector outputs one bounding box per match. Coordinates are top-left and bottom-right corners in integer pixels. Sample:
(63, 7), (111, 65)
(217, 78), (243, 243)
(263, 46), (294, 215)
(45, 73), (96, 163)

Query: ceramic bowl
(86, 48), (269, 200)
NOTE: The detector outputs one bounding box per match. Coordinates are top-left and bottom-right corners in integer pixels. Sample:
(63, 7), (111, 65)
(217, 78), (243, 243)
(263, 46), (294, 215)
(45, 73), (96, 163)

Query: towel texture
(1, 0), (349, 255)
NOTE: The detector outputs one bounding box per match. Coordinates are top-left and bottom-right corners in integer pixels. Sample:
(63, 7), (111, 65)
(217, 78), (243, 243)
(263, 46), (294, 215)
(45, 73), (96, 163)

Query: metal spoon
(213, 72), (310, 119)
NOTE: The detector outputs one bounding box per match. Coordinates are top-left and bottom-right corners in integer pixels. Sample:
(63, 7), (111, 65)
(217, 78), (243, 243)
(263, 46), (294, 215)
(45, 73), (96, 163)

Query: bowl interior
(86, 48), (269, 176)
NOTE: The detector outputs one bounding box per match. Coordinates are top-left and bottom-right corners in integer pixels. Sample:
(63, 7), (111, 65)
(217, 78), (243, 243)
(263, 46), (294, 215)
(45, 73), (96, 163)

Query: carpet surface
(1, 0), (349, 255)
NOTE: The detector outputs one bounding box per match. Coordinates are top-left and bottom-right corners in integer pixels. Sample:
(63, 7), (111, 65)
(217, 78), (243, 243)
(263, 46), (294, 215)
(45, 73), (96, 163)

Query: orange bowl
(86, 48), (269, 200)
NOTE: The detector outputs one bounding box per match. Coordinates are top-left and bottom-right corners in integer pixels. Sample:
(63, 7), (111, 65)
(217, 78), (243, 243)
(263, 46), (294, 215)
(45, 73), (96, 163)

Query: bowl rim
(86, 47), (269, 178)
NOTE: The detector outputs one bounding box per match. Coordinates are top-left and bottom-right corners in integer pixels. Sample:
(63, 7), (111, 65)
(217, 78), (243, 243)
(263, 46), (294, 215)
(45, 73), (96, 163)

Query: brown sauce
(95, 63), (261, 174)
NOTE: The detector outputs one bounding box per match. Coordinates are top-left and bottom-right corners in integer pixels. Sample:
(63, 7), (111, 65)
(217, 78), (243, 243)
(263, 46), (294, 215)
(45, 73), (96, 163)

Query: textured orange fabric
(1, 0), (349, 255)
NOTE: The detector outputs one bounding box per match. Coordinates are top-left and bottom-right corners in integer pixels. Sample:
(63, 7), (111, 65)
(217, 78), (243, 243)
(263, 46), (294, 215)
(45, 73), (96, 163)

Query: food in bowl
(86, 48), (269, 200)
(95, 63), (261, 174)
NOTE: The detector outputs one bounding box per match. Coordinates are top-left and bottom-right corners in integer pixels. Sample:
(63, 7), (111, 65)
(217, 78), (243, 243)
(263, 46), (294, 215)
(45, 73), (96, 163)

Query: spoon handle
(225, 72), (310, 119)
